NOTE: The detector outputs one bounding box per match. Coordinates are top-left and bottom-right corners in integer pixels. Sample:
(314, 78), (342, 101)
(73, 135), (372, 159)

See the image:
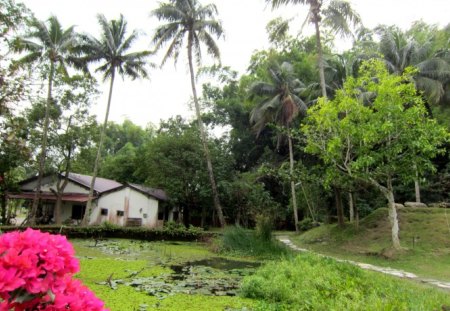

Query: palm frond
(415, 76), (445, 105)
(322, 0), (361, 38)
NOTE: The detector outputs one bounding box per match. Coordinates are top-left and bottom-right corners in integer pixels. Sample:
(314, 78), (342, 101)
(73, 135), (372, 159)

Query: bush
(255, 214), (273, 242)
(240, 253), (450, 310)
(220, 226), (289, 259)
(297, 217), (320, 232)
(0, 224), (208, 241)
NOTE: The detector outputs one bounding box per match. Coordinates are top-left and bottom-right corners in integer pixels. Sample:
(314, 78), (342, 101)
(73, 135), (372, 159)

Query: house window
(143, 213), (148, 219)
(72, 205), (86, 220)
(100, 208), (108, 216)
(116, 210), (124, 217)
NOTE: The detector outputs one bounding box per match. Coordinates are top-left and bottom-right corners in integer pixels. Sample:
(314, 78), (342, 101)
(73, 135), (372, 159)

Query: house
(8, 173), (171, 227)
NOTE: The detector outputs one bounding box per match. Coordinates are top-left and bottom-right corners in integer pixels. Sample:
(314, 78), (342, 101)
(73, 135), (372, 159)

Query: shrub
(0, 228), (107, 310)
(220, 226), (289, 259)
(255, 214), (273, 242)
(0, 225), (208, 241)
(297, 217), (320, 232)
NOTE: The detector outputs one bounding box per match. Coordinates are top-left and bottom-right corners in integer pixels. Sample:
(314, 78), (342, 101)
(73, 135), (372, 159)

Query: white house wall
(24, 178), (88, 194)
(92, 187), (159, 228)
(21, 175), (56, 191)
(94, 188), (127, 226)
(128, 188), (159, 227)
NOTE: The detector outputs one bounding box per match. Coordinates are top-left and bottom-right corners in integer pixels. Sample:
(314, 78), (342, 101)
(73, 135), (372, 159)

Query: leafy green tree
(249, 61), (307, 231)
(135, 117), (233, 227)
(303, 60), (448, 249)
(13, 16), (79, 225)
(103, 119), (154, 155)
(77, 14), (151, 225)
(100, 142), (138, 183)
(268, 0), (361, 97)
(151, 0), (226, 227)
(0, 117), (29, 224)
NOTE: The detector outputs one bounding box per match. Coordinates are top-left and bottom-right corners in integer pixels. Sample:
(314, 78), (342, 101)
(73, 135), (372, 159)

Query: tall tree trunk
(348, 192), (354, 223)
(82, 68), (116, 226)
(353, 192), (359, 229)
(30, 61), (55, 225)
(414, 164), (421, 203)
(335, 187), (345, 226)
(287, 133), (299, 231)
(55, 123), (73, 225)
(187, 34), (225, 228)
(310, 1), (327, 98)
(371, 176), (401, 249)
(386, 176), (401, 249)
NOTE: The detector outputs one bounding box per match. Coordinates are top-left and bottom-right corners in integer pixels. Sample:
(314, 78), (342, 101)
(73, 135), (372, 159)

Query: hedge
(0, 225), (217, 241)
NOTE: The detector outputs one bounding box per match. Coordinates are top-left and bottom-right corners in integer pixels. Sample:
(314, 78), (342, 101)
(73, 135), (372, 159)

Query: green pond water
(73, 239), (261, 300)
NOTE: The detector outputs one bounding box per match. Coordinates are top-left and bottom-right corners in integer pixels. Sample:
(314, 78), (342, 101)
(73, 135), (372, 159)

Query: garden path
(276, 236), (450, 291)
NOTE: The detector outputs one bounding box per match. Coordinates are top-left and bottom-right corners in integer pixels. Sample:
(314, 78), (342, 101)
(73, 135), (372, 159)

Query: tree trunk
(311, 2), (327, 98)
(353, 192), (359, 229)
(348, 192), (354, 223)
(386, 176), (401, 249)
(187, 34), (225, 228)
(287, 133), (299, 231)
(414, 164), (421, 203)
(30, 61), (55, 225)
(335, 187), (345, 226)
(82, 68), (116, 226)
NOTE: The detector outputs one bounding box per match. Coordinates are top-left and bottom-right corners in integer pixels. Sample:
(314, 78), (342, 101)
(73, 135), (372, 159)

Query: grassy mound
(291, 207), (450, 280)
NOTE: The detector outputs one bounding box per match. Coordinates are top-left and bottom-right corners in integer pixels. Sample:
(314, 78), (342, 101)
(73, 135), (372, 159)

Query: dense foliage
(1, 0), (450, 245)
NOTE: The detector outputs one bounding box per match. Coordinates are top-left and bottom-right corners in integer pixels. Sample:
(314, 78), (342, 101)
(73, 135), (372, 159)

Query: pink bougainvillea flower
(0, 229), (108, 311)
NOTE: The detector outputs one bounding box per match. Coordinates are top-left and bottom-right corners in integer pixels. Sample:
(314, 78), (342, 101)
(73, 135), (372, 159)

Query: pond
(72, 238), (260, 310)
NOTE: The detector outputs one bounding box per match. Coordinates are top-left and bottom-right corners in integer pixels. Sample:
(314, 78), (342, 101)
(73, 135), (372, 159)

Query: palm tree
(77, 14), (151, 225)
(13, 16), (78, 225)
(150, 0), (226, 227)
(376, 25), (450, 202)
(268, 0), (361, 98)
(377, 25), (450, 107)
(249, 61), (308, 231)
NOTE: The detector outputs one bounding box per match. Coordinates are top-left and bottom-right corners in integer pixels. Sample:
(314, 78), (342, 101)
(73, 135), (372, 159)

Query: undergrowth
(220, 226), (290, 259)
(241, 252), (450, 310)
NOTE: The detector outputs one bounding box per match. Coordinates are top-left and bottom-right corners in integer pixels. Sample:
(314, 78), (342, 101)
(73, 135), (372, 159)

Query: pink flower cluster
(0, 229), (108, 311)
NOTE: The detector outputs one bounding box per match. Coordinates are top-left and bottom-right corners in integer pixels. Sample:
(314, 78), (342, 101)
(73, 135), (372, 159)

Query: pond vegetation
(73, 238), (259, 310)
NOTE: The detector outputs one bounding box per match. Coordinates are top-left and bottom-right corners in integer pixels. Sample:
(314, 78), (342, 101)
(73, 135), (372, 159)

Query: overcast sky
(18, 0), (450, 128)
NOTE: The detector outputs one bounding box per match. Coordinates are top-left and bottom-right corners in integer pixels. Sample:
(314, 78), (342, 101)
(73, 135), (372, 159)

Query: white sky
(18, 0), (450, 128)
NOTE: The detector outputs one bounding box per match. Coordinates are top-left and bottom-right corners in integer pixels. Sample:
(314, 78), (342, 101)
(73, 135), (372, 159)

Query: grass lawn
(289, 207), (450, 281)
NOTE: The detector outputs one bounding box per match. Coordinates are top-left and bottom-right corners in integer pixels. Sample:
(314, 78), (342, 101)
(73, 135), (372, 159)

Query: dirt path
(276, 236), (450, 291)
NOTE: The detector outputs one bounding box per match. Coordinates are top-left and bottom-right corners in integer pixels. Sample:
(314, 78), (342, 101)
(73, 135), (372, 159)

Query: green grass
(241, 252), (450, 310)
(290, 207), (450, 281)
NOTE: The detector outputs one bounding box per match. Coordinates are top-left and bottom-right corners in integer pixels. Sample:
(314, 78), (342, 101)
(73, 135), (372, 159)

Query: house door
(72, 205), (86, 220)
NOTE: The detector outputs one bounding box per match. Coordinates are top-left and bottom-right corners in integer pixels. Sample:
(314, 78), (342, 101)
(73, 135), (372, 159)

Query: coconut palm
(13, 16), (78, 225)
(77, 14), (151, 225)
(377, 25), (450, 107)
(150, 0), (226, 227)
(268, 0), (361, 98)
(249, 61), (308, 231)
